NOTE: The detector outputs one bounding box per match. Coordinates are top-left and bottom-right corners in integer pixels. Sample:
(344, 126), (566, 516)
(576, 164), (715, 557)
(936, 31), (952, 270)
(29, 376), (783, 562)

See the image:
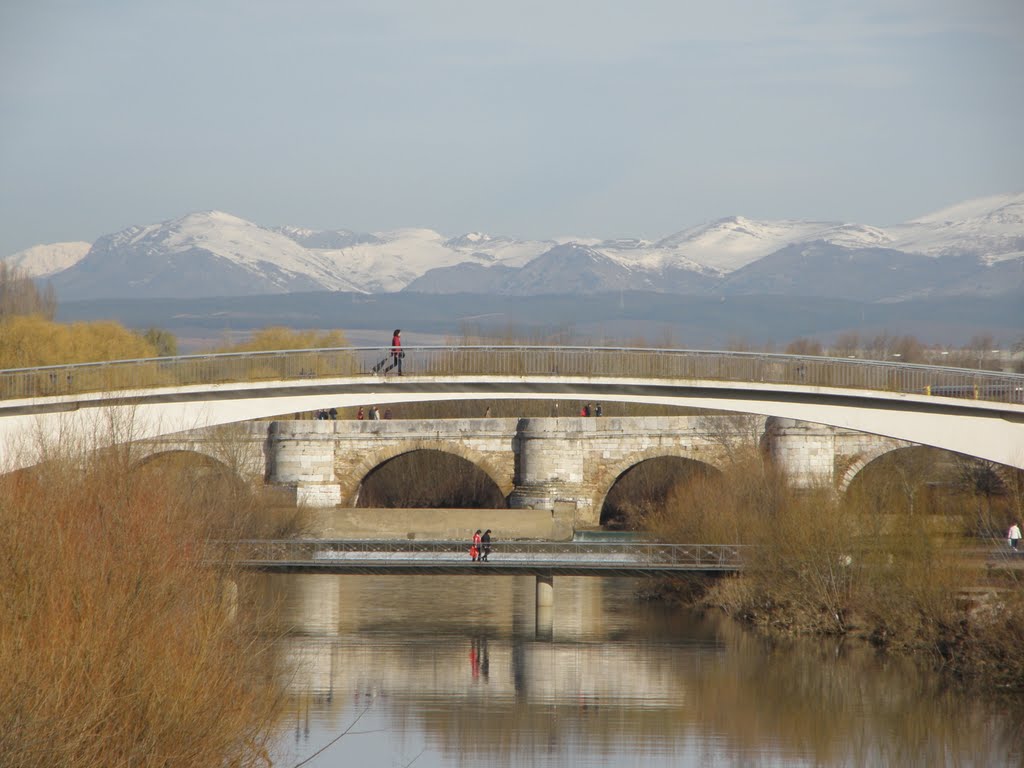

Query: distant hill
(6, 192), (1024, 303)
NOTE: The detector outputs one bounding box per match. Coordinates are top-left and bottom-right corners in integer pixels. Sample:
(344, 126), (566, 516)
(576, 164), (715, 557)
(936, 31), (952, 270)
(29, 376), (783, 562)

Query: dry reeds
(0, 435), (285, 766)
(642, 441), (1024, 688)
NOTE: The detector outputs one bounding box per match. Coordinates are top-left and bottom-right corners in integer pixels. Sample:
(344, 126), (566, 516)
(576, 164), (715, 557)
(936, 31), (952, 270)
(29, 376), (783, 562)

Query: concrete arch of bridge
(3, 372), (1023, 474)
(593, 449), (724, 524)
(340, 443), (514, 508)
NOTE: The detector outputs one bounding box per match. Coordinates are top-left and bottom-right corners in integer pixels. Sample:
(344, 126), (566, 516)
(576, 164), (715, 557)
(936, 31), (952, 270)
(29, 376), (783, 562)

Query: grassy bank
(638, 449), (1024, 690)
(0, 440), (289, 767)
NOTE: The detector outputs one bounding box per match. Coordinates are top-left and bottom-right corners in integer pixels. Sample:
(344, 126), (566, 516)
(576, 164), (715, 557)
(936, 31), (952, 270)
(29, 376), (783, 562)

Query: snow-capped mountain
(5, 241), (91, 278)
(45, 211), (362, 299)
(5, 193), (1023, 301)
(888, 193), (1024, 264)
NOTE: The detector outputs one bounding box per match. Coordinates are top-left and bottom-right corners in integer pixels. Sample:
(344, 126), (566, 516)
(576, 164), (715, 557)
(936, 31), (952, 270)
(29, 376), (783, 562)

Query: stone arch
(128, 449), (247, 499)
(591, 447), (725, 519)
(338, 441), (514, 507)
(837, 442), (919, 494)
(131, 447), (234, 477)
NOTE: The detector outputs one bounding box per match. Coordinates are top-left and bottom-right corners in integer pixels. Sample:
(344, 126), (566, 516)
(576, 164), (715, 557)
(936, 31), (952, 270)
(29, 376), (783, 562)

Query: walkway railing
(1, 346), (1021, 404)
(226, 539), (745, 574)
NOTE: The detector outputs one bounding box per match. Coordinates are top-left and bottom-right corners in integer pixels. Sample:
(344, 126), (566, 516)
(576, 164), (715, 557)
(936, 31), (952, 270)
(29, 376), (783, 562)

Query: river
(256, 573), (1023, 767)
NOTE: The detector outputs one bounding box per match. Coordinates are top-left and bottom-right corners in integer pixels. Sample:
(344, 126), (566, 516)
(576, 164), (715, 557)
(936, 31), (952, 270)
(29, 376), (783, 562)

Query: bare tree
(697, 412), (766, 466)
(954, 456), (1005, 535)
(831, 332), (861, 358)
(0, 262), (56, 320)
(785, 338), (823, 356)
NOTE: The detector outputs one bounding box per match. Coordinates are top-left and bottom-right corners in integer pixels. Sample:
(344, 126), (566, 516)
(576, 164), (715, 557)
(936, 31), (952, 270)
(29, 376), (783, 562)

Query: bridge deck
(3, 345), (1021, 405)
(230, 540), (744, 576)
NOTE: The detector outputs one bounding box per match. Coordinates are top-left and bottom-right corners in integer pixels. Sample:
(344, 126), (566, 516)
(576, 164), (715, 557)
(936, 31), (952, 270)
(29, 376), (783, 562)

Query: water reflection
(257, 575), (1024, 767)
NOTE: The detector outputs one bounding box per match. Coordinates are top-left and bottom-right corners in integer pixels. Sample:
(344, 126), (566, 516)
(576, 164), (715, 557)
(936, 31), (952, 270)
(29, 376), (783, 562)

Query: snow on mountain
(49, 211), (363, 299)
(273, 225), (382, 249)
(650, 216), (894, 273)
(444, 232), (555, 267)
(4, 241), (91, 277)
(888, 192), (1024, 263)
(11, 192), (1023, 301)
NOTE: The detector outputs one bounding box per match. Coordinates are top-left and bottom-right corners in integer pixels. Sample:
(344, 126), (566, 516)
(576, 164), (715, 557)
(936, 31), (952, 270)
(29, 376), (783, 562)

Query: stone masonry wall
(133, 417), (905, 523)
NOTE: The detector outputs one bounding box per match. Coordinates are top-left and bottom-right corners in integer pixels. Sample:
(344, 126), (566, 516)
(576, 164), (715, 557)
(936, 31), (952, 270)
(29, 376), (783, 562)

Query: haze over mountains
(5, 193), (1023, 303)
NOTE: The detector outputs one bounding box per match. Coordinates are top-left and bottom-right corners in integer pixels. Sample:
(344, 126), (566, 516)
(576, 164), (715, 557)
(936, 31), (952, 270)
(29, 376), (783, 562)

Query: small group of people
(579, 403), (603, 417)
(357, 406), (390, 421)
(315, 408), (337, 420)
(470, 529), (492, 562)
(1009, 522), (1022, 551)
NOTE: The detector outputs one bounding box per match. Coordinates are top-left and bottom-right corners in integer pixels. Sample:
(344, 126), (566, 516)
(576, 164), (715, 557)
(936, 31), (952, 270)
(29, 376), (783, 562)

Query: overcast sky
(1, 0), (1022, 255)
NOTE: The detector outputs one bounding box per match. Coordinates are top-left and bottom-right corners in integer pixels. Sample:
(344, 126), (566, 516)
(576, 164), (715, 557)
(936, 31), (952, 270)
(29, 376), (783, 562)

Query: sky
(1, 0), (1022, 256)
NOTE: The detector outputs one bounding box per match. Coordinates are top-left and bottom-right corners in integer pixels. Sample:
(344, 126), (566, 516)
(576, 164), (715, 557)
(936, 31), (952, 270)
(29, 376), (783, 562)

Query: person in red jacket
(383, 329), (403, 375)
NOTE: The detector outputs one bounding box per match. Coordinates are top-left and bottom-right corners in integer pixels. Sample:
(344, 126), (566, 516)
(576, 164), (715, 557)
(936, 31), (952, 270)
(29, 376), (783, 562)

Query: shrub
(0, 434), (284, 767)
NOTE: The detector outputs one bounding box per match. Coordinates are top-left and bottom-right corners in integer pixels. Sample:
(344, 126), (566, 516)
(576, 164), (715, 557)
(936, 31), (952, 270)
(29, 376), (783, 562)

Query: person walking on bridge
(382, 329), (403, 375)
(1009, 522), (1021, 551)
(472, 529), (482, 562)
(481, 529), (492, 561)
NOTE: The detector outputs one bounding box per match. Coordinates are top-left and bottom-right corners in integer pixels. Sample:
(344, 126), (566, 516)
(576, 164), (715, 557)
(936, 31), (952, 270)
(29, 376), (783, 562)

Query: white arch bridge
(0, 346), (1022, 474)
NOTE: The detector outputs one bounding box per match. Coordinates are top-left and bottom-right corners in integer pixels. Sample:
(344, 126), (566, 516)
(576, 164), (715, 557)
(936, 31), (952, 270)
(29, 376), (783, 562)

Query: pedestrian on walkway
(481, 529), (492, 561)
(472, 529), (482, 562)
(383, 329), (403, 375)
(1009, 522), (1021, 551)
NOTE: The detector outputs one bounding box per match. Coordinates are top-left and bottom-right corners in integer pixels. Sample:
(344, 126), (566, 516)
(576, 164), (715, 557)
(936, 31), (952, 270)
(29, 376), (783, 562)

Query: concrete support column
(536, 574), (553, 640)
(266, 421), (341, 507)
(510, 418), (596, 524)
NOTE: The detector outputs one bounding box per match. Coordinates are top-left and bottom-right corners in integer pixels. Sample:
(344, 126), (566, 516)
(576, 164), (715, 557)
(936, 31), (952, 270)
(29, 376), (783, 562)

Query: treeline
(0, 264), (165, 368)
(0, 262), (350, 369)
(779, 331), (1023, 372)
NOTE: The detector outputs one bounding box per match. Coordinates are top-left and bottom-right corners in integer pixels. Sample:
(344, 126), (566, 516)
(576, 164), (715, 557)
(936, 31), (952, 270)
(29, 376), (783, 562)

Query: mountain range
(5, 193), (1023, 303)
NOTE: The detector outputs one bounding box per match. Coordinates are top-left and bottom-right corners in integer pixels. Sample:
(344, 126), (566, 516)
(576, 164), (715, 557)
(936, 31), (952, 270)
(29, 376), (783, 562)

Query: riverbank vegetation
(0, 428), (292, 766)
(628, 439), (1024, 690)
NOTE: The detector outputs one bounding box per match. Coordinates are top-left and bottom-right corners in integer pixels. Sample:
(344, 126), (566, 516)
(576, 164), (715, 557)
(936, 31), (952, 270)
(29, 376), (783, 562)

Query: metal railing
(225, 539), (745, 572)
(1, 346), (1021, 405)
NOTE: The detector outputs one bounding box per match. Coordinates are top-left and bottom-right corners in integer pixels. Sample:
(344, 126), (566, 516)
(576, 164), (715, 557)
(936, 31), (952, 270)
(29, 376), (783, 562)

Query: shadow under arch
(843, 444), (976, 517)
(356, 448), (508, 509)
(129, 449), (251, 519)
(598, 455), (721, 529)
(132, 447), (234, 474)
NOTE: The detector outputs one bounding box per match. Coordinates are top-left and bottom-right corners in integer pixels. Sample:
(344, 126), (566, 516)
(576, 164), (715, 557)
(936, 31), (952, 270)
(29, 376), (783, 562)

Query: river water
(257, 574), (1023, 768)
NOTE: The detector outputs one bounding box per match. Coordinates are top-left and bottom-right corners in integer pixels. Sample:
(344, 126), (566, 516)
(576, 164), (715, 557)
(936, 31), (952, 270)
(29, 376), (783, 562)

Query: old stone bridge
(134, 415), (907, 526)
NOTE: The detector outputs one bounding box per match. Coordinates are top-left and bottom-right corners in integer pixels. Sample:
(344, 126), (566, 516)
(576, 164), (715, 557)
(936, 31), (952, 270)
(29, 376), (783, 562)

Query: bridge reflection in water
(261, 574), (1024, 767)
